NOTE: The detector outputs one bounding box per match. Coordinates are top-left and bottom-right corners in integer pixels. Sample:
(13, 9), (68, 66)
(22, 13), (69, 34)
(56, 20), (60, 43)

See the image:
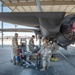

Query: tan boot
(40, 66), (46, 71)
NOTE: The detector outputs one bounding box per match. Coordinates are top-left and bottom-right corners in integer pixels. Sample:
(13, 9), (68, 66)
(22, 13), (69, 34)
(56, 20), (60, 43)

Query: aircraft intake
(57, 14), (75, 47)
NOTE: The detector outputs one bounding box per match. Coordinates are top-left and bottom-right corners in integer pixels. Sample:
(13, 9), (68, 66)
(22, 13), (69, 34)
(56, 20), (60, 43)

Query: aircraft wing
(0, 28), (39, 32)
(0, 12), (65, 37)
(0, 12), (39, 27)
(0, 12), (65, 27)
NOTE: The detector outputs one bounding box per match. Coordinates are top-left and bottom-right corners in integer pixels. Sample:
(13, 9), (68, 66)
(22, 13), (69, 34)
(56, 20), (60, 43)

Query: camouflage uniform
(52, 42), (59, 54)
(39, 42), (52, 68)
(12, 37), (18, 64)
(12, 37), (18, 56)
(29, 38), (34, 52)
(51, 42), (59, 61)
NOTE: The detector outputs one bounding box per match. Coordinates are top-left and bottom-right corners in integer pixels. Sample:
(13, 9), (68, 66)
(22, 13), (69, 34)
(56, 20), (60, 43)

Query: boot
(13, 61), (16, 65)
(13, 56), (16, 65)
(16, 60), (19, 66)
(40, 66), (46, 71)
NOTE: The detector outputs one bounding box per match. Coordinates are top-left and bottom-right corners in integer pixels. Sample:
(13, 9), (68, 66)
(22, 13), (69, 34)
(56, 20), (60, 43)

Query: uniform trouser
(13, 48), (18, 64)
(13, 55), (20, 64)
(42, 54), (52, 68)
(51, 50), (58, 58)
(29, 46), (34, 52)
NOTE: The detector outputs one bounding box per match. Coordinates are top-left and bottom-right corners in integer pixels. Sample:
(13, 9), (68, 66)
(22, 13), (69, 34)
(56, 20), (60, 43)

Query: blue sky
(0, 2), (34, 37)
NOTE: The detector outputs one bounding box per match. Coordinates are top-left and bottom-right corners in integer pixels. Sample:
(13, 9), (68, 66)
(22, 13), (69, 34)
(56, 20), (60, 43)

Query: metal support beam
(3, 1), (75, 6)
(39, 37), (41, 48)
(36, 0), (43, 12)
(1, 4), (3, 47)
(36, 0), (42, 48)
(0, 0), (4, 4)
(12, 6), (17, 12)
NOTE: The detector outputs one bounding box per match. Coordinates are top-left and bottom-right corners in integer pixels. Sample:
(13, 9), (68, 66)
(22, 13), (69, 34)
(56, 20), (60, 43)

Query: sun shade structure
(1, 0), (75, 15)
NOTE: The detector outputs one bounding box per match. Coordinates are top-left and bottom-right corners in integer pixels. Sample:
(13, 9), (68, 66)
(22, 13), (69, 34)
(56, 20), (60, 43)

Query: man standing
(12, 33), (19, 65)
(51, 40), (59, 61)
(38, 38), (52, 71)
(29, 35), (35, 52)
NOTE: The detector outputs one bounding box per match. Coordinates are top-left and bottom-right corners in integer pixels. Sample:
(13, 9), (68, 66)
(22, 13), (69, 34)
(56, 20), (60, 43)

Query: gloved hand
(36, 52), (40, 56)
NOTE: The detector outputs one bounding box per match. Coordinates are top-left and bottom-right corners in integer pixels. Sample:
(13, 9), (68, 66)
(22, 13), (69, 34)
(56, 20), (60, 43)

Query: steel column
(1, 4), (3, 47)
(36, 0), (43, 12)
(36, 0), (43, 48)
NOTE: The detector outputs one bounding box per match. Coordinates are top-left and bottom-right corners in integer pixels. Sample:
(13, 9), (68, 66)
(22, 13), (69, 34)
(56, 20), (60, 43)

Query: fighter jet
(0, 12), (75, 49)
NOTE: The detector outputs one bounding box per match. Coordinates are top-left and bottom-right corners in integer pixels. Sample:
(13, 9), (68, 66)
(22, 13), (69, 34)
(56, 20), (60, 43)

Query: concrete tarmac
(0, 45), (75, 75)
